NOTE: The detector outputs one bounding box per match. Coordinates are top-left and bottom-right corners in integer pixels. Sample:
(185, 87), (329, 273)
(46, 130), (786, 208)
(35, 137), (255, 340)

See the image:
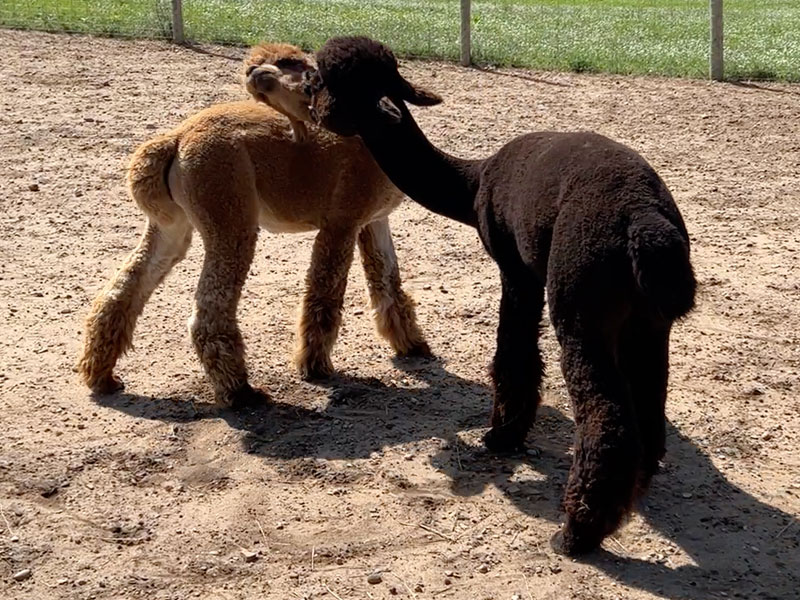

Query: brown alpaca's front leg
(294, 225), (358, 380)
(78, 218), (192, 394)
(357, 217), (431, 357)
(483, 273), (545, 453)
(190, 225), (265, 408)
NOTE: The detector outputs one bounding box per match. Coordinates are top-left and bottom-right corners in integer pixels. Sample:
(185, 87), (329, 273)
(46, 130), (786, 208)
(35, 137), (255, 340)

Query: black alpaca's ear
(376, 96), (402, 124)
(398, 77), (443, 106)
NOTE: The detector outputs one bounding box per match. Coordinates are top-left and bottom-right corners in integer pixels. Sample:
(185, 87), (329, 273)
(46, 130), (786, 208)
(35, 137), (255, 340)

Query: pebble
(241, 550), (259, 563)
(12, 569), (32, 582)
(28, 183), (39, 192)
(367, 572), (383, 584)
(478, 563), (489, 573)
(682, 492), (693, 499)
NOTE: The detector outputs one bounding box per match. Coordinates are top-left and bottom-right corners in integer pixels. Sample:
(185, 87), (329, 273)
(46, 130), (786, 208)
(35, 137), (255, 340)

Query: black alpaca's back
(475, 130), (695, 321)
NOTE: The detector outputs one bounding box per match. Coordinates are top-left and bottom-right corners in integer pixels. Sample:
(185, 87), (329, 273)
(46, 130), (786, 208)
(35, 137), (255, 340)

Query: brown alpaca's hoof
(483, 426), (527, 454)
(398, 339), (433, 358)
(297, 356), (335, 381)
(222, 383), (271, 409)
(549, 526), (600, 557)
(89, 374), (125, 396)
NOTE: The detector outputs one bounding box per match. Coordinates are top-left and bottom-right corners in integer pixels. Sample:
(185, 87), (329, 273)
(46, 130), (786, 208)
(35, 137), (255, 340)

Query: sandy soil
(0, 29), (798, 600)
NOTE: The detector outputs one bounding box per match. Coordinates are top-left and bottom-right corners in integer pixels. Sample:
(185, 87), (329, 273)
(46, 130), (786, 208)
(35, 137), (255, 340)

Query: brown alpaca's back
(139, 101), (402, 231)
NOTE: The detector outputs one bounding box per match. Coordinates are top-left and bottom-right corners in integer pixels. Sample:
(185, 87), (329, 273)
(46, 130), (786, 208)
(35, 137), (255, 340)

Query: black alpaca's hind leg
(550, 328), (641, 556)
(483, 273), (545, 453)
(619, 316), (671, 493)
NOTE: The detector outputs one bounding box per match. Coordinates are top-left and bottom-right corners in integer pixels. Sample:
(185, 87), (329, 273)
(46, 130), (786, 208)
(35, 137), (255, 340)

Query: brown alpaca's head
(307, 36), (442, 137)
(244, 43), (316, 127)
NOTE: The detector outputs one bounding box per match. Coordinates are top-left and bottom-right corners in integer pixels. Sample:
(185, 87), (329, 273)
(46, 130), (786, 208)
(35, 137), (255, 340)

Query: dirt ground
(0, 29), (798, 600)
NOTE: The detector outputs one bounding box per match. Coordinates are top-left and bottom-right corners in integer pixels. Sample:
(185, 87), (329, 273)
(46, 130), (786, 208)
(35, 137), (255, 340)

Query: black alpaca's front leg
(484, 273), (545, 453)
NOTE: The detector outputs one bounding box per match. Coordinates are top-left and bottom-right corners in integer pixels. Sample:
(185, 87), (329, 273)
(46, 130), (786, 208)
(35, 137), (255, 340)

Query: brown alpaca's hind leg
(550, 326), (641, 557)
(483, 272), (545, 453)
(190, 225), (263, 408)
(357, 217), (431, 357)
(618, 315), (671, 493)
(294, 224), (358, 380)
(78, 217), (193, 394)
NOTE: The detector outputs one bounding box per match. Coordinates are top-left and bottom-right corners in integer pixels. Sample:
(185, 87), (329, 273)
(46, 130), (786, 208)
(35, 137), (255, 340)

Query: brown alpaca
(78, 43), (430, 407)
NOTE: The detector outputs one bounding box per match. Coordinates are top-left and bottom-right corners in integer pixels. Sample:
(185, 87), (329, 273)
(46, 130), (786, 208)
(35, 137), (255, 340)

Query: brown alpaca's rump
(78, 43), (430, 406)
(308, 35), (696, 556)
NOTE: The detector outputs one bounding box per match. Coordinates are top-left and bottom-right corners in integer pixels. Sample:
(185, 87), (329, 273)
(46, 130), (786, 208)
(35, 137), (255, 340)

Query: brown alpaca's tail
(627, 210), (696, 321)
(127, 133), (183, 226)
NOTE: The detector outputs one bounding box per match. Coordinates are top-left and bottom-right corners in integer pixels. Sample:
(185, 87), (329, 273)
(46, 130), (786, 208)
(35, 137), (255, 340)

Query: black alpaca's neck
(358, 104), (482, 228)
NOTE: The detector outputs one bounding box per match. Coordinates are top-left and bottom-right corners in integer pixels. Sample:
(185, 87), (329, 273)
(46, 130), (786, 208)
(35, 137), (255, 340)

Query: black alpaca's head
(307, 36), (442, 136)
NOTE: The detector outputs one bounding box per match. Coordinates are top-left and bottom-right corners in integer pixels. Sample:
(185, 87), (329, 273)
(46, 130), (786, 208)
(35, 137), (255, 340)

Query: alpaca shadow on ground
(92, 355), (493, 462)
(431, 411), (799, 600)
(224, 355), (492, 461)
(93, 374), (798, 599)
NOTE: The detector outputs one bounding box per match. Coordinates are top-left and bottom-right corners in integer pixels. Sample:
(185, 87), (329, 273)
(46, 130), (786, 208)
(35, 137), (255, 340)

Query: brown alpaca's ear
(398, 77), (443, 106)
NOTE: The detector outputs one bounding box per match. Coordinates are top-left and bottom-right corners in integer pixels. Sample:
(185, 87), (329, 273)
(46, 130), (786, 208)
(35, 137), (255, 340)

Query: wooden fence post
(710, 0), (723, 80)
(460, 0), (471, 66)
(172, 0), (185, 44)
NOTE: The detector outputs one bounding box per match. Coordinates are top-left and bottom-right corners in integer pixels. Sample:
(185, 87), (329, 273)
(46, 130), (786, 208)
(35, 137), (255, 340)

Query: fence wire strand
(0, 1), (798, 80)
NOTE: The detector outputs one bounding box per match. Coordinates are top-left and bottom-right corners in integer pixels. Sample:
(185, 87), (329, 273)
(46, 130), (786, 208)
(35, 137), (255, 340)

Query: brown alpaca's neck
(358, 105), (481, 228)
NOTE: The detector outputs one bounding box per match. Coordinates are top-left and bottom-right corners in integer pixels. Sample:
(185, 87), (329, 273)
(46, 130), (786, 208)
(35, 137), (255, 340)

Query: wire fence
(0, 0), (798, 81)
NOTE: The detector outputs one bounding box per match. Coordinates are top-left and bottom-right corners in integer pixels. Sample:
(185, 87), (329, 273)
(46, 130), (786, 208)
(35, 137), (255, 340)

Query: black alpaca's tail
(627, 210), (696, 320)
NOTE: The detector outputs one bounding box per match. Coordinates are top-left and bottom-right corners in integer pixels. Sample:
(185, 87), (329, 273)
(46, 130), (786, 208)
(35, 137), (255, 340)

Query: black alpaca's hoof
(549, 526), (599, 557)
(483, 426), (527, 454)
(223, 383), (271, 409)
(549, 528), (570, 556)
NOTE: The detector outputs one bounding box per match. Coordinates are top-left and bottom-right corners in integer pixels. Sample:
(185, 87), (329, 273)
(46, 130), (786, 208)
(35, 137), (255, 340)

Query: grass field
(1, 0), (798, 80)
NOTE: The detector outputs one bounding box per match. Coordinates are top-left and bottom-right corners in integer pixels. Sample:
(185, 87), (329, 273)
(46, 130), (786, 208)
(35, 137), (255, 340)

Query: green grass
(1, 0), (799, 80)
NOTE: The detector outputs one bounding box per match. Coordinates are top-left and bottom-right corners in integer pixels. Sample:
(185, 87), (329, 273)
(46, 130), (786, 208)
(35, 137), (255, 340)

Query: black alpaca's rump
(309, 35), (696, 556)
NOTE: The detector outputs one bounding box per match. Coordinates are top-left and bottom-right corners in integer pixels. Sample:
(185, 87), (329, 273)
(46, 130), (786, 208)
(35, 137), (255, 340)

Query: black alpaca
(306, 36), (696, 555)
